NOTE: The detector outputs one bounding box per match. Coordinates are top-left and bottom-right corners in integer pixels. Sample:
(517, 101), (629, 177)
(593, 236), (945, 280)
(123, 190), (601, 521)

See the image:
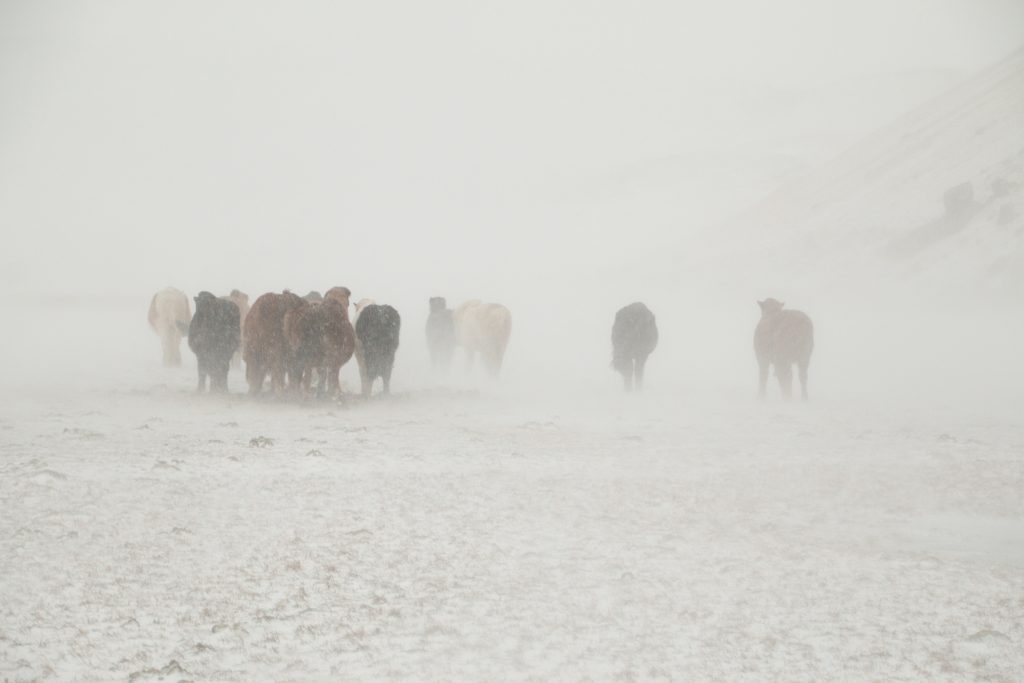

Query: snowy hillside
(688, 47), (1024, 301)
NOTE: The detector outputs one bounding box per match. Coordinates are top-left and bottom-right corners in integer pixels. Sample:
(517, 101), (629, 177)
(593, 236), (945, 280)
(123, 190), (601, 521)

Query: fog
(3, 1), (1023, 401)
(1, 2), (1023, 680)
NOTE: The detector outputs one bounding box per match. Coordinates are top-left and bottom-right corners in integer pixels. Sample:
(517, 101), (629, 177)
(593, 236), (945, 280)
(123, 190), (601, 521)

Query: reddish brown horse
(243, 291), (305, 395)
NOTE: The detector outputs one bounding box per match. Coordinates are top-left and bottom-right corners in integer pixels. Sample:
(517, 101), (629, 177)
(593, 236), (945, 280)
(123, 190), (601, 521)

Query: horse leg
(757, 359), (769, 399)
(483, 347), (497, 379)
(196, 356), (206, 392)
(161, 331), (171, 366)
(286, 361), (301, 396)
(170, 331), (182, 367)
(359, 356), (371, 397)
(798, 359), (809, 401)
(271, 362), (287, 396)
(776, 362), (794, 400)
(161, 327), (178, 366)
(211, 358), (227, 392)
(305, 367), (315, 398)
(382, 361), (393, 395)
(247, 360), (263, 395)
(326, 366), (340, 397)
(314, 366), (327, 398)
(635, 354), (648, 391)
(219, 357), (230, 392)
(222, 356), (232, 392)
(361, 359), (373, 398)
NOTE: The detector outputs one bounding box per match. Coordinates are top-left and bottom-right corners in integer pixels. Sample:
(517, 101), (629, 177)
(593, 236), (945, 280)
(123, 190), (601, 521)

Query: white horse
(453, 300), (512, 378)
(148, 287), (192, 366)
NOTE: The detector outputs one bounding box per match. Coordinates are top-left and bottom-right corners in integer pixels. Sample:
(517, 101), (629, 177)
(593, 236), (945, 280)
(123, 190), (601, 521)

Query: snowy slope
(687, 47), (1024, 301)
(531, 67), (963, 271)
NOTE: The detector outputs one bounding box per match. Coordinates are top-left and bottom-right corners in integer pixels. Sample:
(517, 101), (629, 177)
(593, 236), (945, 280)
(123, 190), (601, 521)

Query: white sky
(1, 1), (1022, 298)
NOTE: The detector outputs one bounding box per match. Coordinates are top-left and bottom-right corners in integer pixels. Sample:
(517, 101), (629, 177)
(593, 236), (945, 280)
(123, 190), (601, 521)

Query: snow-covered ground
(2, 342), (1022, 681)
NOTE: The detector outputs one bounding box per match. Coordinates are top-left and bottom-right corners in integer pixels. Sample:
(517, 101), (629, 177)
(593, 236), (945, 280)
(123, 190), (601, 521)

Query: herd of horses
(147, 287), (514, 398)
(148, 288), (815, 400)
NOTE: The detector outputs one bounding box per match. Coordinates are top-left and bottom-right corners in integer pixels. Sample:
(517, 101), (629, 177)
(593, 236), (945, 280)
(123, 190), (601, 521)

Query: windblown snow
(2, 6), (1024, 683)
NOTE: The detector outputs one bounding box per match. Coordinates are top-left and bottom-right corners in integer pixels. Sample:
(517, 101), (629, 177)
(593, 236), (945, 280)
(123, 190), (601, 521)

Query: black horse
(355, 304), (401, 396)
(754, 298), (814, 400)
(425, 297), (456, 372)
(188, 291), (241, 392)
(611, 302), (658, 391)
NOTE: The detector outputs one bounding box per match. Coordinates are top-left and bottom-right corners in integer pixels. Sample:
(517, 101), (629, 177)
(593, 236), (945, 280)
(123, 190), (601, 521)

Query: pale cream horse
(453, 300), (512, 378)
(148, 287), (192, 366)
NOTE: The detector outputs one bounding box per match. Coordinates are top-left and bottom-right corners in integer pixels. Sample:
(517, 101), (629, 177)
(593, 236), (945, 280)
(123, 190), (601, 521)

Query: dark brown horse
(754, 298), (814, 400)
(355, 304), (401, 396)
(188, 291), (240, 393)
(283, 297), (355, 397)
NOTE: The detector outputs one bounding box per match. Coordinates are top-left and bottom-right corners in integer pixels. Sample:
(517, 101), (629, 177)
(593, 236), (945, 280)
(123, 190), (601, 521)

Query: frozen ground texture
(2, 376), (1022, 681)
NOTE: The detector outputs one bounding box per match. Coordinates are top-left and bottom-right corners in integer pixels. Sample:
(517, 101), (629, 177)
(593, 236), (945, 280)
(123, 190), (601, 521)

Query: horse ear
(757, 299), (765, 308)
